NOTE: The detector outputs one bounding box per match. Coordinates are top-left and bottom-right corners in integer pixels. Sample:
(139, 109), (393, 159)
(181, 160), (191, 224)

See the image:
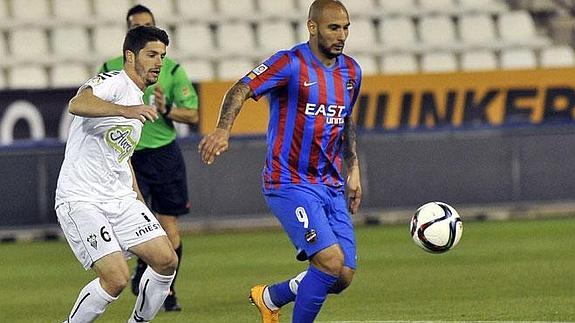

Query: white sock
(289, 271), (307, 294)
(68, 278), (117, 323)
(128, 267), (175, 323)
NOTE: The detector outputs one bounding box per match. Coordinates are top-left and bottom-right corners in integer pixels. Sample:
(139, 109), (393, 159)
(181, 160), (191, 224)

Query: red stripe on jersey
(307, 60), (327, 184)
(250, 54), (290, 92)
(287, 50), (309, 184)
(325, 65), (345, 185)
(270, 89), (289, 188)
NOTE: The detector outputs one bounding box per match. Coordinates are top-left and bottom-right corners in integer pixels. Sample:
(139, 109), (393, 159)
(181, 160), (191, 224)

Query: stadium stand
(137, 0), (176, 22)
(217, 0), (257, 21)
(461, 50), (499, 71)
(418, 15), (459, 51)
(257, 20), (297, 58)
(458, 0), (507, 14)
(353, 53), (379, 75)
(8, 65), (49, 89)
(379, 16), (419, 52)
(342, 17), (378, 54)
(216, 58), (255, 80)
(500, 47), (538, 69)
(92, 25), (126, 59)
(217, 21), (257, 57)
(0, 0), (573, 88)
(176, 0), (217, 22)
(378, 0), (418, 16)
(175, 23), (216, 58)
(258, 0), (299, 20)
(421, 52), (459, 73)
(8, 28), (49, 62)
(497, 10), (550, 47)
(419, 0), (459, 15)
(180, 58), (216, 82)
(459, 14), (500, 49)
(52, 0), (92, 23)
(93, 0), (132, 22)
(52, 26), (91, 59)
(540, 44), (575, 67)
(10, 0), (50, 24)
(51, 63), (90, 88)
(0, 68), (5, 89)
(380, 53), (419, 74)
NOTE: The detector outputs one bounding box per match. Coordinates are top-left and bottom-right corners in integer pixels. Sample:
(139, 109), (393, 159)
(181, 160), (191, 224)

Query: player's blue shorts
(264, 184), (357, 269)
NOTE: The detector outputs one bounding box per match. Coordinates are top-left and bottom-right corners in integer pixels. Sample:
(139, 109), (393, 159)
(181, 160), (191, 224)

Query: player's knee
(100, 270), (130, 295)
(330, 268), (354, 294)
(150, 250), (178, 275)
(312, 246), (345, 276)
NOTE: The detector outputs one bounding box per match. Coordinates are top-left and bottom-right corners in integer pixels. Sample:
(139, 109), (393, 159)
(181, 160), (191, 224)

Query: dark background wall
(1, 125), (574, 229)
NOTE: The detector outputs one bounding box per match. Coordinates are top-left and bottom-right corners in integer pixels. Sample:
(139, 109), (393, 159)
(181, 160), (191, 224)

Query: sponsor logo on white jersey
(105, 125), (136, 163)
(135, 223), (162, 237)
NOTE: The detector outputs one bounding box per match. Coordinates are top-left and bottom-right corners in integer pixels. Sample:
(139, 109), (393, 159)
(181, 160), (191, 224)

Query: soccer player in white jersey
(55, 26), (177, 323)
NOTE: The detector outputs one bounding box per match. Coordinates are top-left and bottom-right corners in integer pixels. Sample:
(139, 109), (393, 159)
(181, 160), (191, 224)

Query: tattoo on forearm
(343, 117), (359, 167)
(216, 82), (251, 130)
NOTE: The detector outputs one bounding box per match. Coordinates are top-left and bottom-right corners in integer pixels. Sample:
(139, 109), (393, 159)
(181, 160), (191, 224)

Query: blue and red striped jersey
(240, 42), (362, 191)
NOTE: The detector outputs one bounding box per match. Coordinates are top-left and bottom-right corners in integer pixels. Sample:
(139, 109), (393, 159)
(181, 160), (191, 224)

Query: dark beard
(318, 33), (342, 59)
(135, 62), (155, 87)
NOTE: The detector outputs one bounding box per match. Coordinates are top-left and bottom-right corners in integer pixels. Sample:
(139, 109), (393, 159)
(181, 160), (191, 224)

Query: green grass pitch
(1, 217), (574, 322)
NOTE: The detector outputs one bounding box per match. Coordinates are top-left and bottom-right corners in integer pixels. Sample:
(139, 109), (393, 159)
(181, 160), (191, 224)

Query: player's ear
(125, 50), (135, 64)
(307, 20), (317, 36)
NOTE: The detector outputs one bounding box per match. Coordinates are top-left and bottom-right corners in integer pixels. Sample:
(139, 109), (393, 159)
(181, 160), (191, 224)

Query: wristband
(163, 105), (172, 118)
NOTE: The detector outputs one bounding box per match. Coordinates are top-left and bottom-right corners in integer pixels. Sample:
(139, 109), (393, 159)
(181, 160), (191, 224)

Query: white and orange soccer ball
(410, 201), (463, 253)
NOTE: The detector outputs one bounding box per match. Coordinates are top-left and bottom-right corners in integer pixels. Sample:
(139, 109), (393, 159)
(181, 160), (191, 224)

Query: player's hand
(346, 166), (362, 215)
(123, 105), (158, 123)
(198, 128), (230, 165)
(153, 86), (167, 114)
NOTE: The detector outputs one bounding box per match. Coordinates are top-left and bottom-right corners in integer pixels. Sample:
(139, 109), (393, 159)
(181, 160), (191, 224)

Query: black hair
(122, 26), (169, 60)
(126, 4), (155, 28)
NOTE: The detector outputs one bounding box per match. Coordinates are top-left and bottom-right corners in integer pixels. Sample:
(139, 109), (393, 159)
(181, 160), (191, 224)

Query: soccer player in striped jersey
(199, 1), (362, 322)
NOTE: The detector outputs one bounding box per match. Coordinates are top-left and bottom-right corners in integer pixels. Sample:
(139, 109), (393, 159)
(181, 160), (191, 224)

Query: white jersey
(55, 70), (144, 206)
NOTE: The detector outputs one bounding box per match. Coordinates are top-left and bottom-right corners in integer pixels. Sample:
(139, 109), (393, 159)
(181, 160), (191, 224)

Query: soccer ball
(410, 201), (463, 253)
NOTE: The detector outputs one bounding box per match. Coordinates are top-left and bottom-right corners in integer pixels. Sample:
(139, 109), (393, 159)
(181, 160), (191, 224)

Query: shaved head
(308, 0), (347, 21)
(306, 0), (349, 65)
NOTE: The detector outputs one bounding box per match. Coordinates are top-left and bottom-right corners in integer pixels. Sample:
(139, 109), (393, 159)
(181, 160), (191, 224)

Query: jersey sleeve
(240, 51), (292, 100)
(78, 72), (121, 102)
(349, 61), (363, 114)
(171, 64), (199, 110)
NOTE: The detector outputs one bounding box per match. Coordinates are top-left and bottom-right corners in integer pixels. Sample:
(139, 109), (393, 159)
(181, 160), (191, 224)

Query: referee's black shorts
(131, 140), (190, 216)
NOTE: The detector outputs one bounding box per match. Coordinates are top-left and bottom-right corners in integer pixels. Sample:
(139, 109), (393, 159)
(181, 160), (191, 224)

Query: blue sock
(292, 265), (338, 323)
(268, 280), (295, 308)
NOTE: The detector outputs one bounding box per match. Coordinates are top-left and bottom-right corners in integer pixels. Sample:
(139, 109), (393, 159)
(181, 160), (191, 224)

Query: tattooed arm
(216, 82), (252, 131)
(343, 116), (362, 214)
(343, 116), (359, 169)
(198, 81), (252, 164)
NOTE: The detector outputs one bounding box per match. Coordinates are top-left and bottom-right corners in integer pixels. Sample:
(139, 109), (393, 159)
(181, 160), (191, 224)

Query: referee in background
(100, 4), (199, 312)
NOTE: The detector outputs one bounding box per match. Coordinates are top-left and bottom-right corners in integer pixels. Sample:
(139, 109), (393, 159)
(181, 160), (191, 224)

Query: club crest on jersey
(105, 125), (137, 163)
(305, 103), (345, 125)
(305, 229), (317, 244)
(346, 79), (356, 91)
(87, 234), (98, 249)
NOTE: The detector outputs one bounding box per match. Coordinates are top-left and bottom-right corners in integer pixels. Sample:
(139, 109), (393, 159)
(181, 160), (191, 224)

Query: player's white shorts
(55, 198), (166, 270)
